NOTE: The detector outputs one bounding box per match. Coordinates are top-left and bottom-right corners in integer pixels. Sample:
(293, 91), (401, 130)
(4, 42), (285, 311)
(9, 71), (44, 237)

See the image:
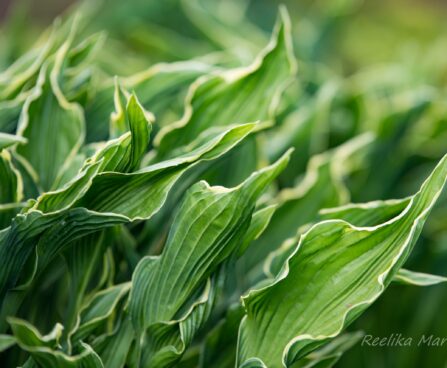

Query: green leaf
(63, 232), (107, 334)
(0, 14), (80, 101)
(128, 151), (291, 366)
(242, 133), (374, 280)
(267, 80), (340, 186)
(0, 122), (256, 319)
(393, 268), (447, 286)
(155, 6), (296, 157)
(318, 198), (411, 227)
(0, 132), (27, 150)
(238, 205), (278, 256)
(9, 317), (103, 368)
(0, 334), (16, 352)
(31, 92), (152, 214)
(237, 154), (447, 367)
(85, 61), (211, 143)
(0, 93), (30, 133)
(91, 316), (134, 368)
(0, 209), (128, 310)
(290, 332), (363, 368)
(66, 33), (105, 71)
(0, 150), (23, 204)
(16, 46), (85, 192)
(72, 283), (131, 342)
(0, 150), (24, 229)
(75, 122), (259, 220)
(139, 275), (219, 367)
(105, 91), (152, 172)
(129, 150), (291, 330)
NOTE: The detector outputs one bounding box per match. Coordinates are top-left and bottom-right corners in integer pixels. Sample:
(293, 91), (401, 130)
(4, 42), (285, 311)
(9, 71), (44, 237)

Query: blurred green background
(1, 0), (446, 367)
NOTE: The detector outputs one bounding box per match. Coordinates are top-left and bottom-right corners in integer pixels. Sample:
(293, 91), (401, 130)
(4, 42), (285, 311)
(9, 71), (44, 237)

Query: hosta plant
(0, 2), (446, 368)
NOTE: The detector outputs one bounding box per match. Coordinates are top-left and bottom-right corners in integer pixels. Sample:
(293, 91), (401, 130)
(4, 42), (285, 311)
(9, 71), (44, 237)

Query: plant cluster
(0, 1), (446, 367)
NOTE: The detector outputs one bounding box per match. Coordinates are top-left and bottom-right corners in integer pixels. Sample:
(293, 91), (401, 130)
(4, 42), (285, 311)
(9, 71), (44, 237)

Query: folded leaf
(155, 7), (296, 157)
(129, 150), (291, 329)
(128, 151), (291, 366)
(75, 123), (258, 220)
(85, 61), (211, 142)
(237, 154), (447, 367)
(139, 275), (219, 368)
(0, 122), (257, 325)
(9, 317), (103, 368)
(242, 133), (374, 280)
(72, 283), (131, 342)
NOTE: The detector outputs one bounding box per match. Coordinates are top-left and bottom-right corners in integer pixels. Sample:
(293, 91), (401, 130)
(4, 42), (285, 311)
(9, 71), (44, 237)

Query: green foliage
(0, 1), (446, 367)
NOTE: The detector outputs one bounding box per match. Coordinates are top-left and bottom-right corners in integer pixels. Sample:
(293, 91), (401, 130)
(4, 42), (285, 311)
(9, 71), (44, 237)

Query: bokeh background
(1, 0), (446, 367)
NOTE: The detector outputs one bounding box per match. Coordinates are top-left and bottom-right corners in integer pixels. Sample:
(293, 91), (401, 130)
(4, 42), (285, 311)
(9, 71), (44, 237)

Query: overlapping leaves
(1, 3), (446, 368)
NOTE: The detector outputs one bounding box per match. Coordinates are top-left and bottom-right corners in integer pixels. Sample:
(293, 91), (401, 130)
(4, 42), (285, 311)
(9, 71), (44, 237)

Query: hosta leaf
(85, 61), (211, 143)
(72, 283), (131, 342)
(0, 209), (128, 316)
(8, 318), (63, 348)
(9, 317), (103, 368)
(84, 93), (152, 175)
(0, 121), (256, 318)
(16, 46), (85, 192)
(353, 88), (434, 200)
(267, 80), (340, 186)
(0, 13), (80, 100)
(3, 3), (446, 368)
(53, 153), (88, 190)
(393, 268), (447, 286)
(10, 153), (40, 200)
(129, 150), (291, 330)
(0, 26), (55, 100)
(263, 235), (300, 280)
(63, 232), (107, 334)
(109, 80), (130, 139)
(0, 150), (23, 204)
(237, 153), (447, 367)
(242, 133), (373, 278)
(0, 132), (27, 150)
(128, 61), (213, 129)
(91, 316), (134, 368)
(238, 205), (277, 256)
(127, 152), (291, 367)
(290, 332), (363, 368)
(0, 15), (89, 135)
(0, 150), (24, 229)
(0, 94), (30, 133)
(32, 160), (103, 214)
(155, 6), (296, 157)
(66, 33), (105, 72)
(104, 91), (152, 172)
(318, 198), (410, 227)
(75, 122), (259, 220)
(0, 334), (16, 352)
(139, 275), (219, 368)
